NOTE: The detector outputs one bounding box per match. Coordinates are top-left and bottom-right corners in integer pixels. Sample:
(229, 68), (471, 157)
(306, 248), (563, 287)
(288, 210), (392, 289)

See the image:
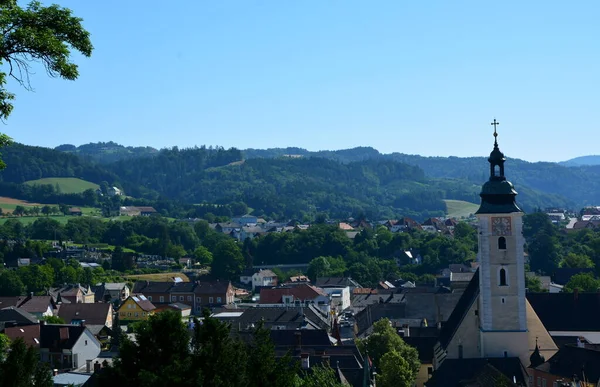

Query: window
(159, 296), (164, 302)
(499, 268), (507, 286)
(85, 340), (88, 346)
(458, 345), (463, 359)
(187, 296), (192, 301)
(209, 297), (214, 304)
(179, 296), (184, 301)
(537, 377), (541, 386)
(135, 312), (138, 317)
(217, 297), (222, 303)
(147, 296), (152, 301)
(503, 351), (508, 357)
(127, 304), (131, 309)
(128, 312), (131, 317)
(142, 312), (146, 316)
(502, 298), (505, 304)
(196, 297), (200, 303)
(172, 296), (177, 302)
(498, 236), (506, 250)
(542, 379), (546, 387)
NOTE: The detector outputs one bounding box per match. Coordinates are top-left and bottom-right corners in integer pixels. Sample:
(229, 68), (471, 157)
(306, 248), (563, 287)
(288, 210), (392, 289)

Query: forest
(0, 142), (580, 221)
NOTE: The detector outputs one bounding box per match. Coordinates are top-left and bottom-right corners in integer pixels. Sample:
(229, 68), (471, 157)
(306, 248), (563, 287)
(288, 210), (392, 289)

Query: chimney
(574, 288), (579, 301)
(301, 353), (310, 369)
(94, 361), (101, 373)
(86, 359), (92, 373)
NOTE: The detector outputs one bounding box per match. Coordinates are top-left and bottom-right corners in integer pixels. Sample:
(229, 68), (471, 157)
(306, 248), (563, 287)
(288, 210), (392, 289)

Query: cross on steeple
(491, 119), (500, 145)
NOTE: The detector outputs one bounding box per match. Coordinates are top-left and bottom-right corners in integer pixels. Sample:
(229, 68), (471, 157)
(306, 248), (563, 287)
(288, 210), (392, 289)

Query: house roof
(0, 297), (21, 309)
(170, 281), (196, 293)
(129, 294), (156, 312)
(315, 277), (360, 288)
(40, 324), (88, 350)
(403, 336), (438, 363)
(0, 306), (39, 325)
(234, 305), (330, 331)
(255, 269), (277, 278)
(132, 281), (174, 294)
(4, 324), (40, 347)
(450, 272), (475, 282)
(259, 284), (327, 304)
(17, 295), (55, 314)
(438, 268), (480, 349)
(57, 303), (111, 326)
(534, 345), (600, 382)
(193, 281), (231, 295)
(527, 292), (600, 332)
(269, 329), (332, 347)
(425, 357), (527, 387)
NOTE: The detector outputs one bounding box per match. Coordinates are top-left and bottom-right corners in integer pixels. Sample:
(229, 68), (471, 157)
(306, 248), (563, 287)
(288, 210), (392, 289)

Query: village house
(132, 281), (173, 304)
(68, 207), (83, 216)
(57, 303), (113, 336)
(259, 284), (331, 314)
(529, 344), (600, 386)
(119, 206), (157, 216)
(91, 282), (130, 303)
(169, 281), (195, 306)
(251, 269), (278, 290)
(117, 294), (156, 321)
(39, 324), (101, 372)
(17, 294), (56, 318)
(107, 186), (122, 196)
(53, 284), (95, 304)
(193, 281), (235, 314)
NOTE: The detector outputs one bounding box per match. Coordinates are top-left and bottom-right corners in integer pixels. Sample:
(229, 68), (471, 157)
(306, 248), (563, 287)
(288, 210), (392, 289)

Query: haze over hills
(559, 155), (600, 167)
(1, 140), (598, 220)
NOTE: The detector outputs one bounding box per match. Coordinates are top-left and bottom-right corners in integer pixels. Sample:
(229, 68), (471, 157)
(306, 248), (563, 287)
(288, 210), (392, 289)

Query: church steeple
(476, 119), (522, 214)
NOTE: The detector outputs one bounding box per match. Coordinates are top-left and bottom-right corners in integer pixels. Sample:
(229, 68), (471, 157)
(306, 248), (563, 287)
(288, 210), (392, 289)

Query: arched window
(498, 237), (506, 250)
(494, 165), (500, 176)
(499, 268), (507, 286)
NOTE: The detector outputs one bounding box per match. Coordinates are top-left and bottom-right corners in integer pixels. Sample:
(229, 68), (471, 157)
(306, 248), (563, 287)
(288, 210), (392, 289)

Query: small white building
(321, 286), (351, 313)
(108, 186), (122, 196)
(252, 269), (278, 290)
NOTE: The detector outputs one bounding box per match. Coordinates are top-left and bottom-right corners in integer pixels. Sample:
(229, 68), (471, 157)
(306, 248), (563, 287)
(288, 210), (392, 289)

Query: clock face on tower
(491, 217), (512, 236)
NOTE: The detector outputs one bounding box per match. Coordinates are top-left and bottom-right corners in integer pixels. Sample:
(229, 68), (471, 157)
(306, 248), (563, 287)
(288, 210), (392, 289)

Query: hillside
(444, 199), (479, 219)
(25, 177), (99, 194)
(560, 155), (600, 167)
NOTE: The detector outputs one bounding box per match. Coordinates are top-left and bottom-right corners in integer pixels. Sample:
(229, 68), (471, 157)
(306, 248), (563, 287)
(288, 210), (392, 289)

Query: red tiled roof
(259, 284), (327, 304)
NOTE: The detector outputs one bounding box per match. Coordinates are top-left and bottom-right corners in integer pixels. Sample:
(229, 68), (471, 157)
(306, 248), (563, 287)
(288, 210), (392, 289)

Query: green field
(444, 199), (479, 219)
(25, 177), (99, 194)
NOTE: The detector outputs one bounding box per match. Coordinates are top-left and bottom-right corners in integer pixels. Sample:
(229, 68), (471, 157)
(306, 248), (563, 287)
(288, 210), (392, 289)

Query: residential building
(240, 268), (258, 286)
(17, 295), (56, 318)
(0, 306), (39, 327)
(169, 281), (195, 306)
(39, 324), (101, 372)
(4, 324), (40, 348)
(315, 277), (362, 292)
(193, 281), (234, 314)
(68, 207), (83, 216)
(91, 282), (130, 303)
(231, 214), (258, 225)
(530, 345), (600, 386)
(259, 284), (331, 314)
(232, 305), (330, 331)
(107, 186), (122, 196)
(117, 294), (156, 321)
(53, 284), (95, 304)
(57, 303), (113, 335)
(252, 269), (278, 290)
(132, 281), (173, 304)
(119, 206), (157, 216)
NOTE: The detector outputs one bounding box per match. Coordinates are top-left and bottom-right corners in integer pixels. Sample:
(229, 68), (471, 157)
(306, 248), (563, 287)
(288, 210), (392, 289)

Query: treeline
(56, 141), (158, 164)
(0, 143), (116, 183)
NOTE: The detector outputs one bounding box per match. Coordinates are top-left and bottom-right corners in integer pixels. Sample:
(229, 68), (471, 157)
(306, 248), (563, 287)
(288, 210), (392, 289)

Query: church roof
(438, 268), (480, 349)
(476, 121), (523, 215)
(425, 357), (528, 387)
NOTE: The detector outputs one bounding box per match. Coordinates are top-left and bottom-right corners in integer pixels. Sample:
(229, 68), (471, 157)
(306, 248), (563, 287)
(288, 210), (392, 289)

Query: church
(426, 121), (558, 386)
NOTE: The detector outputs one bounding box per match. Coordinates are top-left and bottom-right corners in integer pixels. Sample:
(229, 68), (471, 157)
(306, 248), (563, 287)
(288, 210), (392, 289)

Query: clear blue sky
(5, 0), (600, 162)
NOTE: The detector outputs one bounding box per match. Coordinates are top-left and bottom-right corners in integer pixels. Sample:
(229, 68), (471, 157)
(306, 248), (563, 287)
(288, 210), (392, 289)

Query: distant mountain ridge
(55, 141), (158, 164)
(559, 155), (600, 167)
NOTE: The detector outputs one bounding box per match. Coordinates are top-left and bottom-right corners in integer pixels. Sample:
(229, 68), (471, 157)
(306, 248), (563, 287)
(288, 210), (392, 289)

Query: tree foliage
(564, 273), (600, 293)
(0, 336), (52, 387)
(0, 0), (93, 120)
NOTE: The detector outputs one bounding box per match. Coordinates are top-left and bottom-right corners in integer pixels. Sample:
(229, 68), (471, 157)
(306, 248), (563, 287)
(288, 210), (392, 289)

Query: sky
(4, 0), (600, 162)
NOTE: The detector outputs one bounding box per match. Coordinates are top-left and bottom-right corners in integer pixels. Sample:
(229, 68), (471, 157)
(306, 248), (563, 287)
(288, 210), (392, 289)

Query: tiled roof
(130, 294), (156, 312)
(132, 281), (174, 293)
(0, 306), (39, 325)
(170, 281), (196, 293)
(57, 303), (111, 326)
(234, 305), (329, 331)
(40, 324), (87, 350)
(193, 281), (231, 295)
(438, 268), (480, 349)
(534, 345), (600, 382)
(425, 357), (527, 387)
(17, 295), (54, 314)
(0, 297), (21, 308)
(316, 277), (360, 288)
(269, 329), (332, 347)
(259, 284), (327, 304)
(4, 324), (40, 347)
(527, 292), (600, 332)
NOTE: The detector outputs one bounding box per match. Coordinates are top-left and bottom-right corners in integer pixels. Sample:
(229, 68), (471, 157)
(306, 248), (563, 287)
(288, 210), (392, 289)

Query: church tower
(476, 119), (528, 358)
